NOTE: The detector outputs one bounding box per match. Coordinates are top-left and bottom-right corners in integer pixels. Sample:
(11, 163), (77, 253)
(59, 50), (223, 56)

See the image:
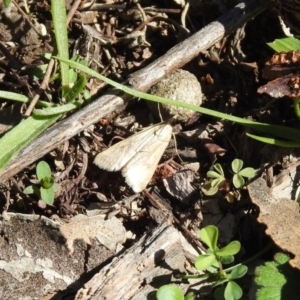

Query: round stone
(147, 69), (202, 122)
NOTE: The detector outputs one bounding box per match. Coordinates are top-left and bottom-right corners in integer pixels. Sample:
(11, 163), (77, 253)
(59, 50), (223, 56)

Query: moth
(94, 123), (172, 193)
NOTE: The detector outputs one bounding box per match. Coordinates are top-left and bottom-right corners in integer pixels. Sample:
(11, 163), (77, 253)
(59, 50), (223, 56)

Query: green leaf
(228, 265), (248, 280)
(206, 259), (221, 273)
(36, 161), (52, 181)
(267, 37), (300, 52)
(214, 163), (224, 176)
(195, 254), (217, 271)
(213, 277), (230, 288)
(211, 178), (225, 188)
(36, 100), (55, 108)
(220, 255), (234, 265)
(224, 281), (243, 300)
(231, 159), (243, 173)
(40, 176), (54, 189)
(40, 186), (55, 204)
(33, 99), (84, 116)
(31, 64), (49, 80)
(255, 252), (300, 300)
(239, 167), (255, 178)
(64, 75), (87, 103)
(68, 68), (78, 83)
(207, 170), (224, 179)
(184, 292), (195, 300)
(43, 53), (52, 60)
(156, 285), (184, 300)
(23, 185), (36, 195)
(201, 183), (218, 196)
(214, 286), (226, 300)
(83, 89), (91, 100)
(216, 241), (241, 256)
(225, 192), (235, 203)
(232, 174), (245, 189)
(199, 225), (218, 250)
(79, 59), (88, 66)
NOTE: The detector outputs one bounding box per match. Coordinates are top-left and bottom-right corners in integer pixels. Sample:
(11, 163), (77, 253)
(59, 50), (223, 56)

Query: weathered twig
(0, 0), (265, 182)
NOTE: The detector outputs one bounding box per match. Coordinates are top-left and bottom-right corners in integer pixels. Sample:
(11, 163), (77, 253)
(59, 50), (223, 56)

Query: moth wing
(121, 124), (172, 192)
(94, 124), (169, 171)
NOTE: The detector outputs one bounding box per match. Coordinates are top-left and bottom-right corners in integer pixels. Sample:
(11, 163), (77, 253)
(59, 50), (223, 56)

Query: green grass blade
(243, 123), (300, 142)
(33, 100), (84, 116)
(0, 115), (60, 170)
(64, 75), (87, 103)
(246, 133), (300, 147)
(54, 57), (300, 142)
(0, 1), (71, 170)
(267, 37), (300, 52)
(0, 91), (30, 103)
(51, 0), (69, 95)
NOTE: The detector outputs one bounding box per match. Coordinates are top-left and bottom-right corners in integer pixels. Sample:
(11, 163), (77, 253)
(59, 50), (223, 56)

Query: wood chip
(60, 215), (126, 254)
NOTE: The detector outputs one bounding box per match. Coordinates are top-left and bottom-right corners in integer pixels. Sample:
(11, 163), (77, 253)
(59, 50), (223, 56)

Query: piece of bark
(0, 0), (265, 182)
(163, 168), (196, 204)
(272, 160), (300, 200)
(247, 177), (300, 270)
(0, 212), (120, 299)
(75, 221), (197, 300)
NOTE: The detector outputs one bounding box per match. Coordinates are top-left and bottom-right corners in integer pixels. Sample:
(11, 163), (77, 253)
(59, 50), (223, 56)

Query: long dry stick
(0, 0), (265, 182)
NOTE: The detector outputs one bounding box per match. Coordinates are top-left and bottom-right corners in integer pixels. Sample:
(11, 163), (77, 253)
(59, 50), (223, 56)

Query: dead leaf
(257, 73), (295, 98)
(265, 51), (300, 66)
(248, 178), (300, 269)
(60, 215), (126, 254)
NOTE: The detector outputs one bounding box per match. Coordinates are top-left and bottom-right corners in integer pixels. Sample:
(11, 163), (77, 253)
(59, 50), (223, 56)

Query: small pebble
(147, 69), (202, 122)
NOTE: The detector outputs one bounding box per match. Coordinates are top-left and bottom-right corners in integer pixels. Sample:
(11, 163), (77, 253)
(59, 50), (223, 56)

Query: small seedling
(202, 159), (255, 202)
(195, 225), (247, 300)
(156, 225), (247, 300)
(231, 159), (256, 189)
(202, 163), (226, 196)
(23, 161), (60, 205)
